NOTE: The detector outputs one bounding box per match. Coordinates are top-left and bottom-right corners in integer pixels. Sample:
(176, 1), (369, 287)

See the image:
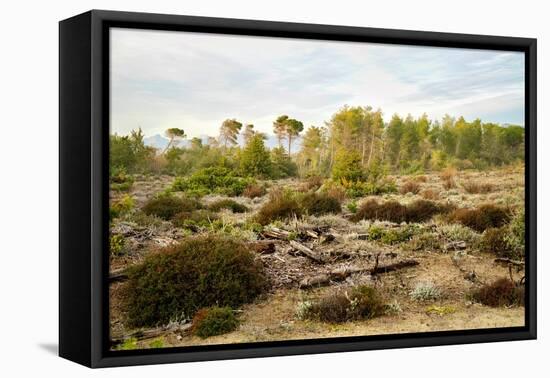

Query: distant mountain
(143, 134), (170, 150)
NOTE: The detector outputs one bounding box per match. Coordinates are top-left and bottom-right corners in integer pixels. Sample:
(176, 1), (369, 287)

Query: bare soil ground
(109, 166), (525, 349)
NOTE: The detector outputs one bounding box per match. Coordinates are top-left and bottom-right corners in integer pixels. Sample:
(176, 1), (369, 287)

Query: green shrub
(110, 167), (134, 191)
(346, 200), (358, 213)
(191, 307), (239, 338)
(367, 224), (420, 245)
(339, 177), (397, 198)
(172, 210), (218, 229)
(115, 337), (138, 351)
(208, 199), (248, 213)
(300, 286), (385, 323)
(172, 167), (252, 196)
(504, 209), (525, 259)
(410, 282), (441, 301)
(470, 278), (524, 307)
(124, 235), (268, 327)
(448, 204), (510, 232)
(110, 234), (126, 256)
(148, 338), (164, 349)
(142, 195), (202, 220)
(480, 227), (510, 256)
(255, 190), (302, 225)
(110, 195), (135, 219)
(300, 192), (341, 216)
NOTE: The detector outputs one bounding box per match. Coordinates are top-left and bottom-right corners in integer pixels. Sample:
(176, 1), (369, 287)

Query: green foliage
(208, 199), (248, 213)
(332, 150), (364, 181)
(124, 235), (268, 327)
(366, 224), (420, 245)
(148, 338), (164, 349)
(171, 167), (252, 197)
(240, 134), (272, 178)
(504, 208), (525, 259)
(110, 166), (134, 192)
(255, 190), (302, 225)
(300, 192), (341, 216)
(191, 307), (239, 338)
(172, 210), (218, 229)
(299, 286), (385, 323)
(346, 201), (358, 213)
(109, 234), (126, 256)
(142, 195), (202, 220)
(110, 128), (155, 173)
(470, 278), (524, 307)
(115, 337), (138, 351)
(110, 195), (135, 220)
(480, 209), (525, 259)
(448, 204), (510, 232)
(410, 282), (441, 301)
(271, 146), (298, 178)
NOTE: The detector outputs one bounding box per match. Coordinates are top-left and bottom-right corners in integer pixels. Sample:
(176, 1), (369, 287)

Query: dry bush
(440, 167), (457, 190)
(255, 190), (302, 225)
(300, 192), (341, 216)
(399, 181), (421, 195)
(243, 183), (266, 199)
(301, 286), (385, 323)
(448, 204), (510, 232)
(462, 180), (494, 194)
(407, 200), (453, 222)
(420, 189), (440, 200)
(470, 278), (524, 307)
(324, 185), (347, 202)
(142, 195), (202, 220)
(414, 175), (428, 183)
(172, 210), (218, 229)
(298, 176), (324, 192)
(208, 199), (248, 213)
(191, 307), (239, 338)
(351, 199), (451, 223)
(123, 235), (268, 327)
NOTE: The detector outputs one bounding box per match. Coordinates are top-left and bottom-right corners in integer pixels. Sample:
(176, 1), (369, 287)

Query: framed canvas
(59, 10), (537, 368)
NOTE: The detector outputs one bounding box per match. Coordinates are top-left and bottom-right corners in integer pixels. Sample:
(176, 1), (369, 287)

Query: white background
(0, 0), (546, 376)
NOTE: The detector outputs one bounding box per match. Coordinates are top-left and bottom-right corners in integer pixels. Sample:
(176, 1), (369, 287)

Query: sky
(110, 28), (525, 139)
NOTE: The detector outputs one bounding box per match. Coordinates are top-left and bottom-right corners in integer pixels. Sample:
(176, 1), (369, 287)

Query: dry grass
(420, 189), (440, 200)
(440, 167), (457, 190)
(462, 180), (494, 194)
(399, 181), (421, 195)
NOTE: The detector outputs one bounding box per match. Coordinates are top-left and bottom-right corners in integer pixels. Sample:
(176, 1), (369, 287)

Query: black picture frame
(59, 9), (537, 368)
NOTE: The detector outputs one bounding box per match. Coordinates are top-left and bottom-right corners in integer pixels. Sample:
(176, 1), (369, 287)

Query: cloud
(110, 28), (525, 138)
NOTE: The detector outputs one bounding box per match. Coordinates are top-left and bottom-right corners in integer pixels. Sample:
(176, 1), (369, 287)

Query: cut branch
(299, 259), (419, 288)
(289, 240), (324, 263)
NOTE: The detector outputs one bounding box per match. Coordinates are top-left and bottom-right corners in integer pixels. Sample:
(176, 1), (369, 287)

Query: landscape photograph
(108, 28), (526, 351)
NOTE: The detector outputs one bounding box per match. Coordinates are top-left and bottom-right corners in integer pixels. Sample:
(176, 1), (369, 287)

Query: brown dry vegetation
(109, 167), (525, 350)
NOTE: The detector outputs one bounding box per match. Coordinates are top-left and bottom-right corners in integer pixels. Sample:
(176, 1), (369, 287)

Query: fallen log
(289, 240), (324, 263)
(494, 257), (525, 267)
(109, 268), (128, 283)
(299, 259), (419, 289)
(111, 323), (193, 345)
(370, 259), (419, 274)
(262, 227), (291, 240)
(249, 240), (276, 254)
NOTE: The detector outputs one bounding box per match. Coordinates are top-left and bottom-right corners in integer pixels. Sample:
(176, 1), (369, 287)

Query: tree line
(110, 105), (524, 180)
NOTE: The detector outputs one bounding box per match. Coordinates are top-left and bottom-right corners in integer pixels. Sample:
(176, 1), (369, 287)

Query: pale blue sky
(110, 28), (525, 138)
